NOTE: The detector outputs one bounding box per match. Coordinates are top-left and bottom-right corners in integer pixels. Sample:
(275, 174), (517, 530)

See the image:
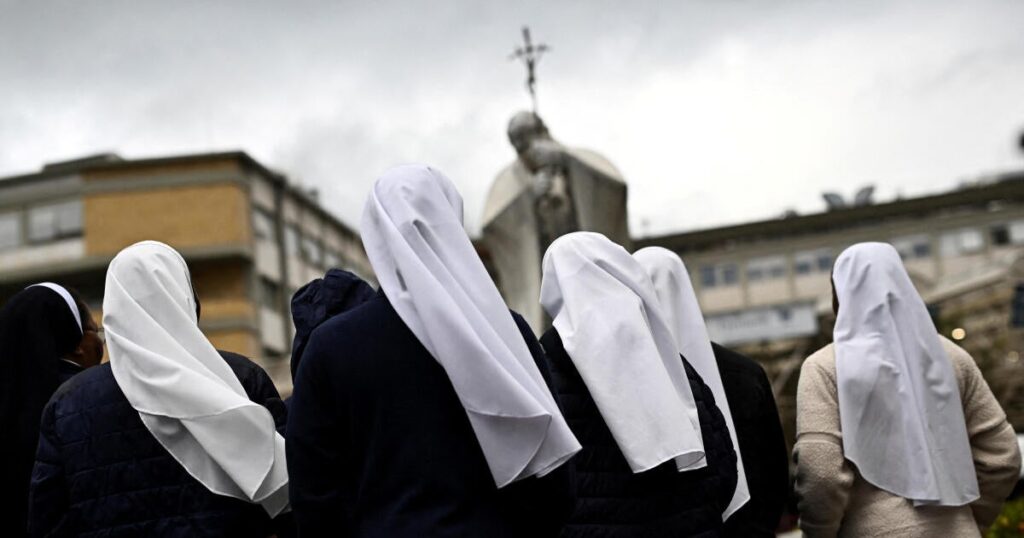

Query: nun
(28, 241), (290, 537)
(539, 232), (738, 537)
(794, 242), (1020, 537)
(635, 246), (788, 537)
(0, 283), (98, 537)
(286, 164), (580, 537)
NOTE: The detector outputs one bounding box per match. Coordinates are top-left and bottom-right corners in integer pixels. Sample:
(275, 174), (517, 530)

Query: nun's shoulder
(305, 294), (392, 355)
(48, 363), (117, 410)
(936, 336), (979, 376)
(710, 342), (764, 376)
(801, 343), (837, 373)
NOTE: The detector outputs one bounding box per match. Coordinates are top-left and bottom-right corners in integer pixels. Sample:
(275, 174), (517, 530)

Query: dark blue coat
(28, 351), (288, 538)
(541, 329), (738, 538)
(286, 291), (574, 537)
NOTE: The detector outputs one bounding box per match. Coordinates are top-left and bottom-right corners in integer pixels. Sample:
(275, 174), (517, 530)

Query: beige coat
(794, 337), (1020, 538)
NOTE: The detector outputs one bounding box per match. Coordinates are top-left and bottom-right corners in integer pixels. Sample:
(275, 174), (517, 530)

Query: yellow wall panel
(83, 183), (251, 256)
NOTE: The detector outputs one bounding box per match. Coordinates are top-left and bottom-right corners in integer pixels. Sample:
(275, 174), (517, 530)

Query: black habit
(0, 286), (82, 537)
(286, 291), (575, 537)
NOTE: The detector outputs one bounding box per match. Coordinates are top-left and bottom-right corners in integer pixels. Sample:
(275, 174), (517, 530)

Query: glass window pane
(284, 226), (300, 257)
(991, 225), (1011, 246)
(253, 210), (276, 240)
(0, 213), (20, 250)
(302, 237), (322, 265)
(939, 233), (959, 257)
(960, 229), (984, 253)
(700, 266), (716, 288)
(721, 264), (739, 285)
(27, 206), (57, 242)
(55, 201), (82, 236)
(1009, 221), (1024, 244)
(912, 242), (931, 258)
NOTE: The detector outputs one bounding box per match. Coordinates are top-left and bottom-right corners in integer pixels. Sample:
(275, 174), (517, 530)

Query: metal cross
(509, 26), (549, 113)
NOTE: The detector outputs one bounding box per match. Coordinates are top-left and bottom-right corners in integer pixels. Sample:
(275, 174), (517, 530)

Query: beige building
(0, 151), (372, 393)
(638, 171), (1024, 441)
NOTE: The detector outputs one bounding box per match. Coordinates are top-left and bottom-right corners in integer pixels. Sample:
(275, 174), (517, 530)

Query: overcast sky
(2, 0), (1023, 237)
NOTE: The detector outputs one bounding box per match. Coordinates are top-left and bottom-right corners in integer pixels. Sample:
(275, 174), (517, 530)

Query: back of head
(360, 164), (580, 488)
(540, 232), (705, 473)
(0, 282), (85, 529)
(831, 242), (979, 506)
(633, 246), (751, 517)
(833, 242), (921, 329)
(104, 240), (198, 331)
(103, 240), (290, 516)
(290, 269), (375, 379)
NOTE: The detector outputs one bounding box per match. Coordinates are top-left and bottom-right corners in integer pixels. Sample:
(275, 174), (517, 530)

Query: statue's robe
(481, 147), (630, 331)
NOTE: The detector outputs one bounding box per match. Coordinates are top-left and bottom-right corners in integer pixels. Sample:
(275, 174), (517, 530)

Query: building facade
(638, 171), (1024, 442)
(0, 151), (372, 393)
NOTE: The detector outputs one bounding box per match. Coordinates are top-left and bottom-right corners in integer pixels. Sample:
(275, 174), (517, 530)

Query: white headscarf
(833, 242), (979, 506)
(27, 282), (82, 334)
(634, 246), (751, 519)
(540, 232), (706, 473)
(360, 164), (580, 488)
(104, 241), (289, 516)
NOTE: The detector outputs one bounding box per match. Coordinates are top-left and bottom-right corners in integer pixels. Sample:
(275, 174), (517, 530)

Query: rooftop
(637, 170), (1024, 254)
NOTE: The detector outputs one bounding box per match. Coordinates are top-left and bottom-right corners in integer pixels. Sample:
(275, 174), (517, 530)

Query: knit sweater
(794, 337), (1020, 538)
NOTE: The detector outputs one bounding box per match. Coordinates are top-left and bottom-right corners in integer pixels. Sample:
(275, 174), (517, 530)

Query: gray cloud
(1, 0), (1022, 237)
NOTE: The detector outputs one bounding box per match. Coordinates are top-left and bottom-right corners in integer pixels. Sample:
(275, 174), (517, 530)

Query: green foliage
(987, 497), (1024, 538)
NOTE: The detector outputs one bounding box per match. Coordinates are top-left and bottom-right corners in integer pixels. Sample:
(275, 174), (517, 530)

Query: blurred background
(2, 2), (1024, 531)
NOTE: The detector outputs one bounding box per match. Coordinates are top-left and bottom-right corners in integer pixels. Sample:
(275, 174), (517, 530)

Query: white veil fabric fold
(360, 164), (581, 488)
(634, 246), (751, 519)
(104, 241), (289, 516)
(833, 242), (978, 506)
(540, 232), (706, 474)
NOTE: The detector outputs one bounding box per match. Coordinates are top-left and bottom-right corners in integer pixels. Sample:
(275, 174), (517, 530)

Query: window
(699, 266), (716, 288)
(1008, 220), (1024, 245)
(892, 235), (932, 260)
(794, 249), (832, 275)
(746, 256), (786, 282)
(257, 277), (280, 309)
(301, 237), (323, 266)
(284, 226), (300, 257)
(700, 263), (739, 288)
(253, 209), (276, 241)
(0, 213), (20, 250)
(721, 264), (739, 285)
(27, 200), (82, 243)
(939, 228), (984, 257)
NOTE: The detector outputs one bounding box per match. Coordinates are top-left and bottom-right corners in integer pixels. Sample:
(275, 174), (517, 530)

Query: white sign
(705, 302), (818, 346)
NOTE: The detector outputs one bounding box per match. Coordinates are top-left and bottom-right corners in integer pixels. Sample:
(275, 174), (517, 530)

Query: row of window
(0, 200), (83, 251)
(701, 248), (835, 289)
(253, 209), (349, 270)
(698, 220), (1024, 289)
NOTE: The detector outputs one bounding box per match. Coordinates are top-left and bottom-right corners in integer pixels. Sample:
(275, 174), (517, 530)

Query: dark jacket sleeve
(286, 333), (355, 537)
(505, 312), (576, 534)
(27, 399), (68, 538)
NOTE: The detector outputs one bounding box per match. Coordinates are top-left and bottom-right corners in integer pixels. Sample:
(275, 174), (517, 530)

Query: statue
(481, 111), (630, 331)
